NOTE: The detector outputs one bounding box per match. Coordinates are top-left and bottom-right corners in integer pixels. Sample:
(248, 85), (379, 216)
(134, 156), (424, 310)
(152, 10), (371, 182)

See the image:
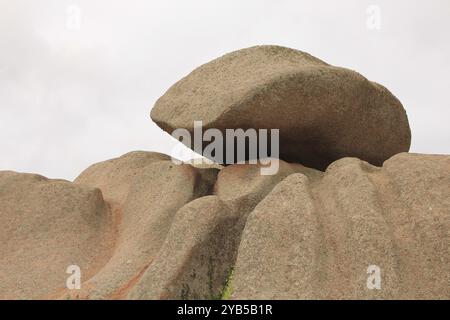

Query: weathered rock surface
(231, 153), (450, 299)
(65, 153), (219, 299)
(128, 196), (238, 299)
(1, 152), (449, 300)
(214, 159), (322, 212)
(0, 171), (113, 299)
(127, 160), (321, 299)
(74, 151), (170, 209)
(151, 45), (411, 170)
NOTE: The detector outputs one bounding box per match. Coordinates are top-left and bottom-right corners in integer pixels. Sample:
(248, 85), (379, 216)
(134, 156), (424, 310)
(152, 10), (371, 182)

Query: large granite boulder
(151, 45), (411, 170)
(64, 153), (219, 299)
(0, 171), (113, 299)
(231, 153), (450, 299)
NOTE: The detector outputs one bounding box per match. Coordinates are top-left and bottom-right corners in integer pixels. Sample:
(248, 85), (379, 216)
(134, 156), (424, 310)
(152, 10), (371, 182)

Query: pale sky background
(0, 0), (449, 180)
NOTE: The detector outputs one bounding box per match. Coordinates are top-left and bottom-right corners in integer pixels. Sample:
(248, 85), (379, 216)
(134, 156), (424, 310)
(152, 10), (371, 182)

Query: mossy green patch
(220, 267), (234, 300)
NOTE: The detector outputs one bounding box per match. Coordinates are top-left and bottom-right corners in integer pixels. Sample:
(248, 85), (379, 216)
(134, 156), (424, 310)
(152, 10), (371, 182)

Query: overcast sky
(1, 0), (449, 180)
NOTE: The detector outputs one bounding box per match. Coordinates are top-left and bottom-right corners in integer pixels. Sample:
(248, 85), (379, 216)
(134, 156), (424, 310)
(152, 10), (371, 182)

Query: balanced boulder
(151, 45), (411, 170)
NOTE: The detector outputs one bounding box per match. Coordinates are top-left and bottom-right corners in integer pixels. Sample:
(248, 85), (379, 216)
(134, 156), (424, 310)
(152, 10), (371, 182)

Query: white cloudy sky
(1, 0), (449, 180)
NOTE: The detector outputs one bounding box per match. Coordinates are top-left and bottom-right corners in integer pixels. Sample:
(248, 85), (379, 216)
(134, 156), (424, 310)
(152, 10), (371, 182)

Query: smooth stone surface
(151, 45), (411, 170)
